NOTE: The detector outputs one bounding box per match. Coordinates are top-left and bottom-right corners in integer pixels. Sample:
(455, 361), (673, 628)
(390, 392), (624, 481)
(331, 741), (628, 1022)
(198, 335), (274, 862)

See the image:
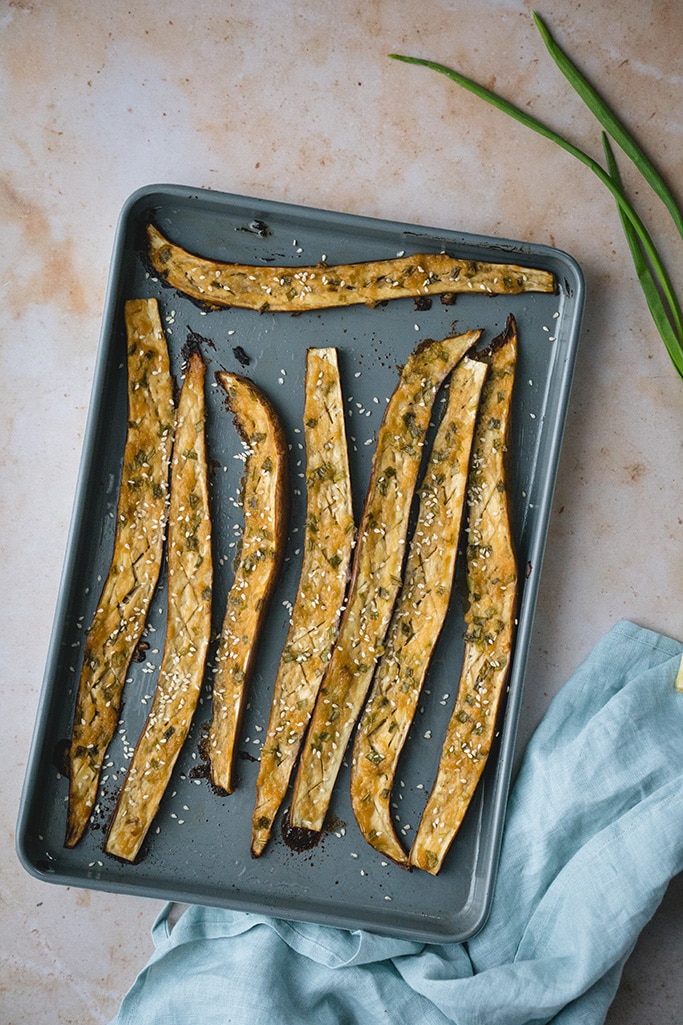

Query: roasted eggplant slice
(410, 315), (518, 875)
(105, 351), (213, 862)
(65, 298), (174, 848)
(147, 223), (555, 312)
(207, 373), (289, 794)
(289, 330), (481, 832)
(350, 355), (487, 866)
(251, 348), (354, 856)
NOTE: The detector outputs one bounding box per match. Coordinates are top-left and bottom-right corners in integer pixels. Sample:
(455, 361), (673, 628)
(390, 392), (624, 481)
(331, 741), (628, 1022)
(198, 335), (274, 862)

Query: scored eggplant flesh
(65, 298), (174, 848)
(289, 329), (481, 832)
(207, 372), (289, 794)
(410, 315), (518, 875)
(147, 222), (555, 313)
(251, 348), (354, 856)
(350, 355), (487, 866)
(105, 351), (213, 862)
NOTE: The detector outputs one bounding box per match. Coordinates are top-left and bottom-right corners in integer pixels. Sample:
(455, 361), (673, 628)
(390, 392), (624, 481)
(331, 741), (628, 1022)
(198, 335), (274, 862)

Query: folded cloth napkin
(108, 620), (683, 1025)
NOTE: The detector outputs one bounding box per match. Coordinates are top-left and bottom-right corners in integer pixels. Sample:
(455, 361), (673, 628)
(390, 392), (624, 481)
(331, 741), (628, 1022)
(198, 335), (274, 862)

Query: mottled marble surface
(2, 0), (681, 1021)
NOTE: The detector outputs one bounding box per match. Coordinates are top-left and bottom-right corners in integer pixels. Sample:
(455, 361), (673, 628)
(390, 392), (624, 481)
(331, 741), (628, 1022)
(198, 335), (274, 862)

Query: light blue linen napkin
(109, 620), (683, 1025)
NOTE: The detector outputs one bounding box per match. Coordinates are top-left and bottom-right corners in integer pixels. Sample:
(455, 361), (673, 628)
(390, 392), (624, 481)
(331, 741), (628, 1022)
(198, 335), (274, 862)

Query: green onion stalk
(390, 11), (683, 380)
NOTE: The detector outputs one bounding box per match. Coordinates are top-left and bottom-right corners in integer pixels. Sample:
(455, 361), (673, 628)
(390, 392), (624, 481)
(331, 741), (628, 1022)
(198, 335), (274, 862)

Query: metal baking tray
(17, 184), (584, 943)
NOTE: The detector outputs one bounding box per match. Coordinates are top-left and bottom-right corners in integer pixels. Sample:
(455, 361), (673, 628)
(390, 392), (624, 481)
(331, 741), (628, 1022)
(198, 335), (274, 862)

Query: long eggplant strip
(105, 352), (213, 861)
(66, 298), (174, 848)
(410, 315), (518, 875)
(350, 356), (487, 866)
(147, 222), (555, 313)
(289, 330), (481, 832)
(207, 373), (289, 794)
(251, 348), (354, 856)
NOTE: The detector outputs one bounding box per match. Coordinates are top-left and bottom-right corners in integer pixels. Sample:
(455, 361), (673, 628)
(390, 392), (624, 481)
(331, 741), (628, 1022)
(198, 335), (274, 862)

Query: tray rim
(16, 182), (585, 944)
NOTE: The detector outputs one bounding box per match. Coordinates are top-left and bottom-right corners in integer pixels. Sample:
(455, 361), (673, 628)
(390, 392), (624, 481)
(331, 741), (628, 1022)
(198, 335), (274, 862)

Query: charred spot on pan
(53, 738), (71, 776)
(478, 313), (517, 362)
(33, 859), (56, 873)
(236, 219), (271, 237)
(136, 219), (166, 274)
(194, 724), (231, 794)
(232, 345), (251, 366)
(189, 761), (228, 797)
(281, 809), (322, 852)
(131, 640), (150, 663)
(322, 812), (346, 836)
(182, 330), (215, 363)
(413, 296), (432, 311)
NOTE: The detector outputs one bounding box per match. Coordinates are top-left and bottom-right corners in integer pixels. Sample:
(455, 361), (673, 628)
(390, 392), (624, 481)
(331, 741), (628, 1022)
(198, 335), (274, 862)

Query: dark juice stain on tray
(281, 809), (322, 852)
(53, 738), (71, 777)
(188, 761), (230, 797)
(182, 330), (216, 362)
(236, 219), (271, 237)
(281, 810), (348, 855)
(232, 345), (251, 366)
(131, 640), (150, 663)
(192, 726), (231, 796)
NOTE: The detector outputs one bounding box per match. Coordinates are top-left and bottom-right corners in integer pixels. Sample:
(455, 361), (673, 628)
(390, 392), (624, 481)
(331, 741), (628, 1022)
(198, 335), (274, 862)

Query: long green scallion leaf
(603, 133), (683, 375)
(389, 19), (683, 381)
(533, 13), (683, 245)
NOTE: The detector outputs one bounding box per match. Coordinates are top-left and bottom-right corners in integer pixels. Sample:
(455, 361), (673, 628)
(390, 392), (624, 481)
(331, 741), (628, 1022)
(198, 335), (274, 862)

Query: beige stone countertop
(2, 1), (681, 1021)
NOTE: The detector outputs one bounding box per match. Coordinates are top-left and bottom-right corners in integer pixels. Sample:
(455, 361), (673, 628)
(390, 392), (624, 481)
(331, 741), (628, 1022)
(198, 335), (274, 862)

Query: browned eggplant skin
(350, 355), (488, 867)
(207, 372), (289, 795)
(65, 298), (174, 849)
(289, 331), (481, 833)
(410, 315), (519, 875)
(105, 351), (213, 862)
(147, 222), (556, 313)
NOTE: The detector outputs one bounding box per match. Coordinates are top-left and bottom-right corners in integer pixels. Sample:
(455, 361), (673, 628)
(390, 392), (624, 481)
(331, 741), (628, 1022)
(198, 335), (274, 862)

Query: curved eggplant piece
(251, 348), (354, 856)
(105, 351), (213, 862)
(66, 298), (174, 848)
(410, 315), (518, 875)
(147, 222), (555, 313)
(289, 330), (481, 832)
(207, 372), (289, 794)
(350, 355), (487, 866)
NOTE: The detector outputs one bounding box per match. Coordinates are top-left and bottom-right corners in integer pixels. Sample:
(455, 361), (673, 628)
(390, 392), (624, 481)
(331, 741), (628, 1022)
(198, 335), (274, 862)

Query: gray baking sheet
(17, 184), (584, 943)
